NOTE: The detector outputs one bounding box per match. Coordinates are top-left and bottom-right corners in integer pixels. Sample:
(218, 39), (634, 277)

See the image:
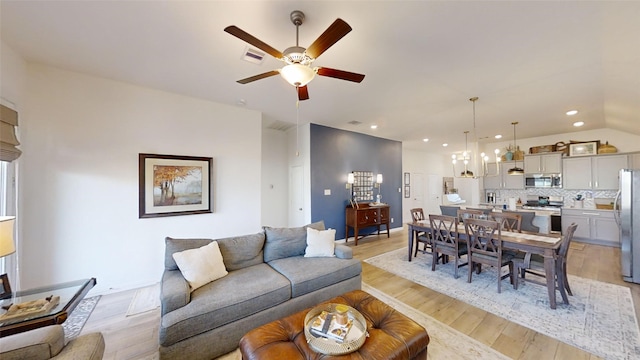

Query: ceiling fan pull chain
(296, 98), (300, 157)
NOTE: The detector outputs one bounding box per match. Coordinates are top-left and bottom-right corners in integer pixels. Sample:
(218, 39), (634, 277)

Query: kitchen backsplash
(491, 188), (618, 209)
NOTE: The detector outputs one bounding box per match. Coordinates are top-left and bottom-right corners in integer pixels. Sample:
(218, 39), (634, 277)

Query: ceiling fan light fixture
(280, 64), (316, 87)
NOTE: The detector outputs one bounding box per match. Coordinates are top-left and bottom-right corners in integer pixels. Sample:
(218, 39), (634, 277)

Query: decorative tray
(0, 296), (60, 322)
(304, 303), (368, 355)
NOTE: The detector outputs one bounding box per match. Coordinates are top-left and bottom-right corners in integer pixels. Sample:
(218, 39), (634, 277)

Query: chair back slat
(429, 214), (458, 247)
(493, 212), (522, 232)
(457, 209), (485, 222)
(410, 208), (426, 222)
(464, 218), (503, 257)
(559, 223), (579, 257)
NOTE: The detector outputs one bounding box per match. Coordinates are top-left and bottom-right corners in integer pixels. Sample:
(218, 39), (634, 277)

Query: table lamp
(0, 216), (16, 299)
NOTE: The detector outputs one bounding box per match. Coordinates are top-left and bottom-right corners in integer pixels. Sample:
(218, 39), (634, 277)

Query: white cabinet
(563, 154), (628, 190)
(630, 152), (640, 169)
(524, 153), (562, 174)
(561, 209), (619, 246)
(483, 161), (524, 190)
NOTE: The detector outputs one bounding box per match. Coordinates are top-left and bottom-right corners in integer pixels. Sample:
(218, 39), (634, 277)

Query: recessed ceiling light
(494, 134), (502, 139)
(423, 138), (429, 142)
(370, 125), (378, 129)
(442, 143), (448, 147)
(566, 110), (578, 116)
(573, 121), (584, 127)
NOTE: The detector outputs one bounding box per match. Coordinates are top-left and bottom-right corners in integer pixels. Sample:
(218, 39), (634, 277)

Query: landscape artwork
(139, 154), (212, 218)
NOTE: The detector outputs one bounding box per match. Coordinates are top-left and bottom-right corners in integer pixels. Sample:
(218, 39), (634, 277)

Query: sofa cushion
(216, 232), (265, 271)
(304, 227), (336, 257)
(263, 221), (325, 263)
(172, 241), (228, 292)
(268, 256), (362, 298)
(0, 325), (65, 360)
(159, 263), (291, 347)
(165, 237), (212, 271)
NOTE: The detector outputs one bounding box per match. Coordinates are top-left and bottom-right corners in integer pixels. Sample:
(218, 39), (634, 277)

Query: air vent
(266, 120), (295, 131)
(243, 47), (265, 64)
(347, 120), (362, 125)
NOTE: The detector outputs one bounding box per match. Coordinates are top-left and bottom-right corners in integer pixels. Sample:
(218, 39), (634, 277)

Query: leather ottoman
(239, 290), (429, 360)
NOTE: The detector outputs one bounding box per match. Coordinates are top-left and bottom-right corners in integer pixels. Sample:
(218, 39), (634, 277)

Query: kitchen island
(472, 204), (557, 234)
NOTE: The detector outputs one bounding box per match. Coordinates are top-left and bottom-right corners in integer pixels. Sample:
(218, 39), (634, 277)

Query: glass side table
(304, 303), (368, 355)
(0, 278), (96, 337)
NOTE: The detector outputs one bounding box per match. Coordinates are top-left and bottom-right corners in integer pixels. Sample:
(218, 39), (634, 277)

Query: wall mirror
(352, 171), (374, 202)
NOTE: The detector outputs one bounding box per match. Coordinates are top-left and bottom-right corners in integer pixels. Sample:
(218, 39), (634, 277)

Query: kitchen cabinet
(561, 208), (619, 246)
(563, 154), (628, 190)
(524, 153), (562, 174)
(631, 152), (640, 169)
(483, 161), (524, 190)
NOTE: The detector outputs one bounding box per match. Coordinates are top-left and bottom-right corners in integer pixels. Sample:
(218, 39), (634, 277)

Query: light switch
(324, 189), (331, 195)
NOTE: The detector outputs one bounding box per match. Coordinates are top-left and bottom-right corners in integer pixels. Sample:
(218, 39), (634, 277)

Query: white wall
(18, 64), (263, 294)
(287, 123), (311, 226)
(261, 128), (288, 227)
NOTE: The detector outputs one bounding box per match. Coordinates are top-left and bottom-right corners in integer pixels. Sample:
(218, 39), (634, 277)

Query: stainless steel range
(522, 196), (563, 232)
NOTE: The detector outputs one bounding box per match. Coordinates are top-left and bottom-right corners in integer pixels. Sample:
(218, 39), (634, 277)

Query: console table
(345, 203), (390, 245)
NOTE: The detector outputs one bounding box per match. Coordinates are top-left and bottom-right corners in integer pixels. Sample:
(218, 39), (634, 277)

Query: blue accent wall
(310, 124), (403, 240)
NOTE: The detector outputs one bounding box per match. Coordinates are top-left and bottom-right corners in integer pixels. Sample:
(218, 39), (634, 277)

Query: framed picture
(139, 153), (213, 218)
(404, 186), (410, 198)
(569, 142), (598, 157)
(404, 172), (410, 185)
(0, 274), (11, 299)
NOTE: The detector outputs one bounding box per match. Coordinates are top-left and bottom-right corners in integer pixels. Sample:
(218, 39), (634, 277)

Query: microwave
(525, 174), (562, 188)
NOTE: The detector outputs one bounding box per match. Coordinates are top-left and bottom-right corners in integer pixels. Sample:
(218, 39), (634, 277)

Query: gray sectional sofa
(159, 221), (362, 360)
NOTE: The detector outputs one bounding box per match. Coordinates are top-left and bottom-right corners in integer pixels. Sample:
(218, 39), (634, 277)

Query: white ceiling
(2, 1), (639, 154)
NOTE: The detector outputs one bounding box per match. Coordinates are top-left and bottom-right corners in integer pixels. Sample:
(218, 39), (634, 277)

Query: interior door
(289, 165), (304, 227)
(425, 174), (441, 215)
(411, 172), (424, 211)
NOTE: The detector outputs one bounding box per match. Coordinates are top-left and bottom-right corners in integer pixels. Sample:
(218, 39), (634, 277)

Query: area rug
(365, 248), (640, 360)
(62, 295), (101, 341)
(126, 283), (160, 317)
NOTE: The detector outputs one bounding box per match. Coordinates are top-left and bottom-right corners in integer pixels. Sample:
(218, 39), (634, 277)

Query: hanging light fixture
(452, 97), (500, 178)
(507, 121), (524, 175)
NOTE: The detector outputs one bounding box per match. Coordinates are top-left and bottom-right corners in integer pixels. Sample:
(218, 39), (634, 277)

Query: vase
(505, 151), (513, 161)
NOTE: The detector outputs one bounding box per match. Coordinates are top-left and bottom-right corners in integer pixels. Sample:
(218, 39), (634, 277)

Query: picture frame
(404, 172), (410, 185)
(404, 186), (410, 198)
(139, 153), (213, 218)
(569, 142), (598, 157)
(0, 274), (11, 299)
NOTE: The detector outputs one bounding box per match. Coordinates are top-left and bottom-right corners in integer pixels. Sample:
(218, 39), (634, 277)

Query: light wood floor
(81, 228), (640, 359)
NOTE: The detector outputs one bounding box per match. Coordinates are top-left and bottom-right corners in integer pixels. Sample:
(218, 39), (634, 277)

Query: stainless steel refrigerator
(617, 169), (640, 283)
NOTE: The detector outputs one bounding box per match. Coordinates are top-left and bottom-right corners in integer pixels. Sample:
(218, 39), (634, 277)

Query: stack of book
(309, 310), (353, 342)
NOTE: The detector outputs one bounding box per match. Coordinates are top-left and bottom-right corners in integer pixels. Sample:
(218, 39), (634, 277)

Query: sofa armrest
(334, 244), (353, 259)
(161, 270), (191, 315)
(54, 332), (105, 360)
(0, 325), (65, 360)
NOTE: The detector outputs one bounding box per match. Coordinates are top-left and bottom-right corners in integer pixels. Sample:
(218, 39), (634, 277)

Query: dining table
(407, 220), (567, 309)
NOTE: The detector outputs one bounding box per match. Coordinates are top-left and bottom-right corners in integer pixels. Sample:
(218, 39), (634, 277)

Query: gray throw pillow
(263, 221), (325, 262)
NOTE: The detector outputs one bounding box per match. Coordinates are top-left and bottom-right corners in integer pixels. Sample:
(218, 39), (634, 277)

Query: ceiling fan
(224, 10), (365, 101)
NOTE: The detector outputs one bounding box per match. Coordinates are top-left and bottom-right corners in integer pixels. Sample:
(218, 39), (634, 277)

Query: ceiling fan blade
(224, 26), (284, 59)
(236, 70), (280, 84)
(305, 19), (352, 59)
(317, 67), (365, 83)
(297, 86), (309, 101)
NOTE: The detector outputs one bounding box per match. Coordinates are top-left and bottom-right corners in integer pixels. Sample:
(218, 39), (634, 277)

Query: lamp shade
(376, 174), (383, 183)
(0, 216), (15, 258)
(347, 173), (355, 184)
(280, 64), (316, 87)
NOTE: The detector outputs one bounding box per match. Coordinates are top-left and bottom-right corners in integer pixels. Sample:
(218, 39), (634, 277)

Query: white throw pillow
(304, 227), (336, 257)
(172, 241), (228, 291)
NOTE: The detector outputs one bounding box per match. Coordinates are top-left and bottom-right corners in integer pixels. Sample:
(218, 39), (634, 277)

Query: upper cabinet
(483, 161), (524, 190)
(563, 154), (629, 190)
(523, 153), (562, 174)
(631, 152), (640, 169)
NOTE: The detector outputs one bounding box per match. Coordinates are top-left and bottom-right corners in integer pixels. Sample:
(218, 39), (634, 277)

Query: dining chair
(457, 208), (485, 222)
(492, 212), (522, 232)
(410, 208), (432, 257)
(502, 210), (539, 233)
(439, 205), (460, 217)
(429, 214), (468, 278)
(463, 218), (515, 293)
(467, 207), (494, 217)
(512, 223), (579, 295)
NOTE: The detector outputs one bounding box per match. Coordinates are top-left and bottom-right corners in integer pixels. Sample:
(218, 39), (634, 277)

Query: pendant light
(507, 121), (524, 175)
